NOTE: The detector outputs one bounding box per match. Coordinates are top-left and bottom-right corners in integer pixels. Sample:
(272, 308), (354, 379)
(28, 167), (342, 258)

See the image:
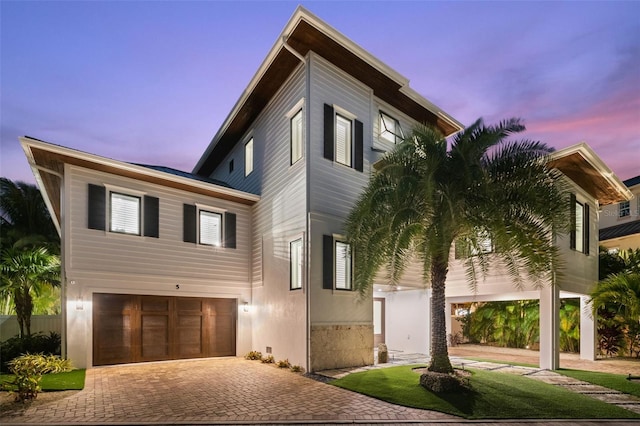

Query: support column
(445, 299), (452, 346)
(539, 285), (560, 370)
(580, 296), (597, 360)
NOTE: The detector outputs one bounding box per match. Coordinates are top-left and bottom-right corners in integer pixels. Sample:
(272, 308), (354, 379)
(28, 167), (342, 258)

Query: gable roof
(547, 142), (632, 206)
(21, 137), (260, 234)
(193, 6), (464, 177)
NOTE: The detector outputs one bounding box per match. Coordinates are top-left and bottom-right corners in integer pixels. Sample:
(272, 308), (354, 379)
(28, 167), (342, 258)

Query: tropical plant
(0, 247), (60, 338)
(590, 273), (640, 357)
(345, 118), (569, 373)
(0, 332), (61, 372)
(559, 298), (580, 353)
(0, 177), (59, 253)
(5, 353), (72, 401)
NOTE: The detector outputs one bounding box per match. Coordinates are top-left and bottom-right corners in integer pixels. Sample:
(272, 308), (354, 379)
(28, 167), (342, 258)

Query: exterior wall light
(243, 302), (249, 312)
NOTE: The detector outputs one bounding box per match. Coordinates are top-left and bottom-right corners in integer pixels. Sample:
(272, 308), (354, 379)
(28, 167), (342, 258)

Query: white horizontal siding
(308, 53), (372, 220)
(0, 315), (61, 339)
(67, 165), (252, 286)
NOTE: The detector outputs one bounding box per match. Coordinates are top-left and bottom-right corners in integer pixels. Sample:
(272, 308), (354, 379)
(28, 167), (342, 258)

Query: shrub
(0, 332), (61, 373)
(419, 371), (465, 393)
(244, 350), (262, 360)
(5, 353), (72, 402)
(290, 364), (304, 373)
(261, 355), (275, 364)
(276, 359), (291, 369)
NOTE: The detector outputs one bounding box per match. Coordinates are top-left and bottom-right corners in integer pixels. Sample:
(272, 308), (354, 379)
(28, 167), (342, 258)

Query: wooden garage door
(93, 294), (236, 366)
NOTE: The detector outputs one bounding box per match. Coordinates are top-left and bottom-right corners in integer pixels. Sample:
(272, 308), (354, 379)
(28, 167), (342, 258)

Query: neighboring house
(22, 7), (630, 372)
(599, 175), (640, 252)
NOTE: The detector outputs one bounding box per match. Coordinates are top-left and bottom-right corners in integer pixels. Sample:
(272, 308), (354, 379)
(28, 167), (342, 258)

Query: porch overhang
(547, 143), (632, 206)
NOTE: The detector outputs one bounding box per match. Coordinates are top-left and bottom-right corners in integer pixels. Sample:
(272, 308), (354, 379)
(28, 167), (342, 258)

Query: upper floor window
(335, 114), (352, 167)
(323, 104), (364, 172)
(110, 192), (141, 235)
(87, 184), (159, 238)
(570, 194), (590, 255)
(290, 109), (303, 165)
(379, 111), (404, 144)
(290, 238), (303, 290)
(245, 138), (254, 176)
(619, 200), (630, 218)
(199, 210), (222, 246)
(183, 204), (236, 249)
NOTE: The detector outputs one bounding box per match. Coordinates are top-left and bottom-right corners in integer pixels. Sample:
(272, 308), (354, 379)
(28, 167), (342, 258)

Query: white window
(291, 109), (303, 164)
(110, 192), (140, 235)
(335, 241), (352, 290)
(245, 138), (254, 176)
(575, 201), (584, 253)
(199, 210), (222, 246)
(379, 111), (403, 144)
(335, 114), (352, 167)
(290, 238), (303, 290)
(619, 200), (630, 218)
(471, 232), (493, 256)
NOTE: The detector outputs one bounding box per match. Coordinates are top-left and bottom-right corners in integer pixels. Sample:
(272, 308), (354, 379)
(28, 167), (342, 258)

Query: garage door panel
(94, 313), (133, 365)
(93, 294), (236, 366)
(177, 315), (203, 357)
(141, 314), (170, 360)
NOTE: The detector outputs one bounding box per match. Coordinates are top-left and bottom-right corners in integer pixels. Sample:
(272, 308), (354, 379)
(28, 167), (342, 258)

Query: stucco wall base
(310, 324), (374, 371)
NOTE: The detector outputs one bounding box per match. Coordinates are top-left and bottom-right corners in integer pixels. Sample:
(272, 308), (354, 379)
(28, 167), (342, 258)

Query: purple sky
(2, 1), (639, 184)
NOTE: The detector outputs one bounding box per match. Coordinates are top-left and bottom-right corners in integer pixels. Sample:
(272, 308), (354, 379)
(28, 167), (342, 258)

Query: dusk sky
(1, 1), (639, 184)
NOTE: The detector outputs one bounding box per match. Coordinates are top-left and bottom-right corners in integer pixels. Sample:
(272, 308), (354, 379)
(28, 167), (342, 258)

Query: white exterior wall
(64, 165), (253, 368)
(210, 64), (308, 368)
(377, 290), (430, 355)
(444, 179), (599, 299)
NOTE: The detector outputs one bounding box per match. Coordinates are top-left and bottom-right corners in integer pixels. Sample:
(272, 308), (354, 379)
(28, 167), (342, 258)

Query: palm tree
(0, 247), (60, 337)
(345, 118), (569, 373)
(590, 273), (640, 356)
(0, 177), (59, 253)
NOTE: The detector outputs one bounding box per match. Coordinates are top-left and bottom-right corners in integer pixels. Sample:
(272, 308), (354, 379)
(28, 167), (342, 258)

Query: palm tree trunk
(429, 257), (454, 373)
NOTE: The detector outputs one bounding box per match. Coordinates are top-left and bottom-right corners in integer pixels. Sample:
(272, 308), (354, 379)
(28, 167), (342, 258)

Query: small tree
(0, 247), (60, 338)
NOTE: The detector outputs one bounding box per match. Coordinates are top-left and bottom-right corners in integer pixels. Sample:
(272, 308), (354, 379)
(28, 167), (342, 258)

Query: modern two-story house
(22, 6), (631, 372)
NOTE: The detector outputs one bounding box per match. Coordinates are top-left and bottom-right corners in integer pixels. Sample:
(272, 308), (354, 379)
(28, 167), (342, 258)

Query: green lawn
(557, 369), (640, 398)
(1, 369), (85, 391)
(331, 365), (640, 419)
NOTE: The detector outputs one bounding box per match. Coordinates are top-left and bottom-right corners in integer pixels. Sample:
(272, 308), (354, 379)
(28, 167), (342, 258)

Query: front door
(373, 298), (385, 346)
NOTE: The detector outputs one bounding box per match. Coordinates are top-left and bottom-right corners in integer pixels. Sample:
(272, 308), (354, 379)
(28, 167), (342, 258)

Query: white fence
(0, 315), (62, 341)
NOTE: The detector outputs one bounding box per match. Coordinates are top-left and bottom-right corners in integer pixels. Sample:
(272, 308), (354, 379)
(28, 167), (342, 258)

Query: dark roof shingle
(599, 219), (640, 241)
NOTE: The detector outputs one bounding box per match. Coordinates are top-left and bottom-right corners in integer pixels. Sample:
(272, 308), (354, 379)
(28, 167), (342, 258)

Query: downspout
(283, 33), (312, 372)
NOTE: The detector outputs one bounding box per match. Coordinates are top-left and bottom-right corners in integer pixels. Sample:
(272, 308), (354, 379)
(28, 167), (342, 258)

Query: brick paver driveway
(1, 357), (455, 424)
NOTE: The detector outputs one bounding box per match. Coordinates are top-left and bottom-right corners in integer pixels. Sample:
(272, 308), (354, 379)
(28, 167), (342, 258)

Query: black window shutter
(354, 119), (364, 172)
(323, 234), (333, 289)
(88, 184), (106, 230)
(224, 212), (236, 249)
(183, 204), (197, 243)
(584, 203), (590, 255)
(569, 193), (576, 250)
(323, 104), (334, 161)
(143, 196), (159, 238)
